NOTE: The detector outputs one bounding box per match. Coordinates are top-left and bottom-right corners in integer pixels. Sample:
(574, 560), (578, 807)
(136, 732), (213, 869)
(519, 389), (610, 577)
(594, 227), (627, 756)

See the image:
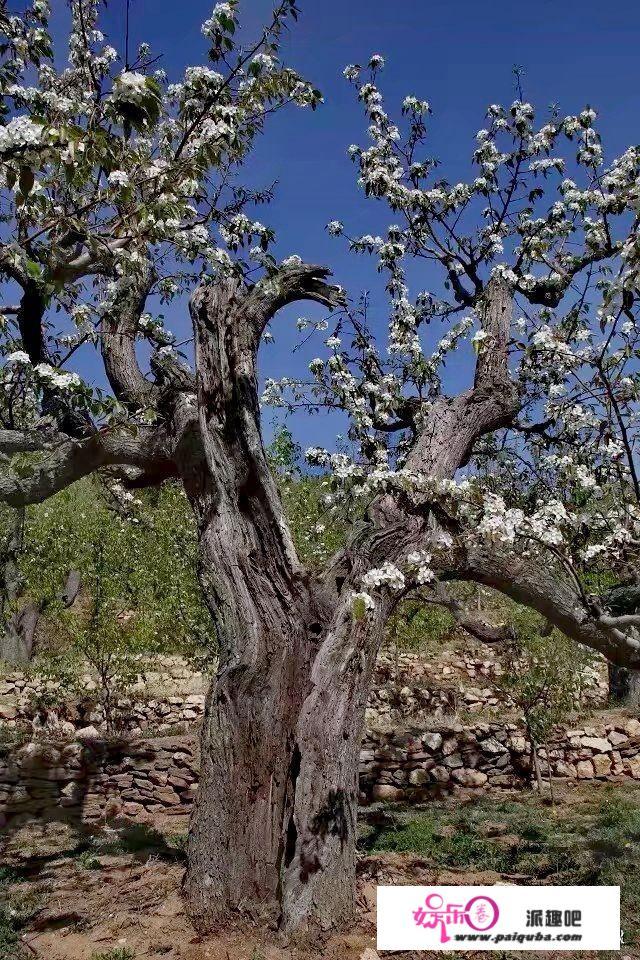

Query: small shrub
(77, 850), (102, 870)
(0, 911), (23, 960)
(0, 869), (19, 888)
(0, 890), (41, 960)
(91, 948), (136, 960)
(166, 832), (188, 853)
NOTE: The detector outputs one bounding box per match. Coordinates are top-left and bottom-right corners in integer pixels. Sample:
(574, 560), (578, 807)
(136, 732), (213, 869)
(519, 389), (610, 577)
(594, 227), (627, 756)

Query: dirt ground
(4, 817), (376, 960)
(0, 840), (514, 960)
(2, 783), (639, 960)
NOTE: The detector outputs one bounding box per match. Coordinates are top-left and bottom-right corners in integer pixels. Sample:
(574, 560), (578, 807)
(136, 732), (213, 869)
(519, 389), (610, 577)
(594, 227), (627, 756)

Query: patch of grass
(0, 868), (20, 888)
(0, 890), (41, 960)
(0, 725), (31, 752)
(361, 809), (511, 871)
(165, 832), (188, 853)
(587, 794), (640, 947)
(77, 850), (102, 871)
(91, 949), (136, 960)
(86, 836), (127, 857)
(363, 788), (640, 952)
(0, 911), (25, 960)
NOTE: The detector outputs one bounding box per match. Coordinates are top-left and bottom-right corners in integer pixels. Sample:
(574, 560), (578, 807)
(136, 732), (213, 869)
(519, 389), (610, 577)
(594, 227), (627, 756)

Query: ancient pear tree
(2, 0), (640, 934)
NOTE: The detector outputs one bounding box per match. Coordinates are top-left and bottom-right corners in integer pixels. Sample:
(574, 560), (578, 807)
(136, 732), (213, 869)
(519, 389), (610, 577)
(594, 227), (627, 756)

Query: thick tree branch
(244, 263), (345, 339)
(518, 242), (624, 307)
(17, 284), (47, 366)
(0, 243), (30, 288)
(190, 263), (344, 429)
(50, 237), (132, 283)
(474, 274), (512, 389)
(457, 541), (640, 668)
(100, 260), (157, 407)
(402, 275), (518, 479)
(0, 427), (172, 507)
(0, 428), (69, 455)
(421, 582), (513, 644)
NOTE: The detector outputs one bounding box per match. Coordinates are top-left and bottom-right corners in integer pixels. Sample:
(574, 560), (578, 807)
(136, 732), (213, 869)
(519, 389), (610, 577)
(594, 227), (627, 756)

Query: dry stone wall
(0, 734), (198, 830)
(2, 713), (640, 832)
(0, 655), (206, 736)
(0, 644), (627, 833)
(0, 646), (608, 737)
(361, 714), (640, 802)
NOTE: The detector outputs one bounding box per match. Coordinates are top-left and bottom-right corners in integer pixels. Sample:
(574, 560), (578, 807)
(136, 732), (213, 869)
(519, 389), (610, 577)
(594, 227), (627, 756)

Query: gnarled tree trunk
(0, 507), (37, 665)
(181, 274), (518, 932)
(609, 664), (640, 706)
(5, 263), (638, 935)
(180, 272), (387, 931)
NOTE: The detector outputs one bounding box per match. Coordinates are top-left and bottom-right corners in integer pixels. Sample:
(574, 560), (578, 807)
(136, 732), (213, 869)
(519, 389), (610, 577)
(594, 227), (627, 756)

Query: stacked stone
(0, 683), (206, 738)
(544, 718), (640, 780)
(360, 721), (528, 803)
(0, 736), (198, 830)
(0, 646), (608, 737)
(2, 717), (640, 830)
(101, 738), (198, 820)
(359, 716), (640, 803)
(80, 694), (205, 737)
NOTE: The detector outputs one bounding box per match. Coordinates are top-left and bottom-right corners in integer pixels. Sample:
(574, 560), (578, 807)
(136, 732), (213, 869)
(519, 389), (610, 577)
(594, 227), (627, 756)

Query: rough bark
(182, 274), (522, 933)
(609, 664), (640, 705)
(0, 426), (174, 507)
(58, 570), (82, 608)
(181, 269), (364, 932)
(0, 507), (33, 664)
(99, 260), (157, 408)
(4, 600), (40, 664)
(280, 594), (390, 931)
(456, 543), (640, 668)
(604, 586), (640, 699)
(530, 736), (544, 794)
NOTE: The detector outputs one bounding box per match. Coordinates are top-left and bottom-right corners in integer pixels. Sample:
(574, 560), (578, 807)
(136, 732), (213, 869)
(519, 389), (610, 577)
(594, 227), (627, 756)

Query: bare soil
(2, 782), (639, 960)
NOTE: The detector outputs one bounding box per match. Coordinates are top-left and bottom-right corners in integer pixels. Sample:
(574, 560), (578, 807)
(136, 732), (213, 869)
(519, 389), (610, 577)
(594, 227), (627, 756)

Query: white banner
(377, 885), (620, 951)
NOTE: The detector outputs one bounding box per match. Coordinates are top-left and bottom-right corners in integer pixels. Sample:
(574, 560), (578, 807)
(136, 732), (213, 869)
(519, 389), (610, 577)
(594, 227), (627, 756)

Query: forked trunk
(180, 276), (386, 932)
(180, 274), (518, 934)
(183, 503), (387, 932)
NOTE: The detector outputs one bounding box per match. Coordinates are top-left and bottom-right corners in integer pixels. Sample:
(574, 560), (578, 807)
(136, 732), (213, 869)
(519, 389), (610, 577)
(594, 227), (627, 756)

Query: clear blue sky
(63, 1), (640, 448)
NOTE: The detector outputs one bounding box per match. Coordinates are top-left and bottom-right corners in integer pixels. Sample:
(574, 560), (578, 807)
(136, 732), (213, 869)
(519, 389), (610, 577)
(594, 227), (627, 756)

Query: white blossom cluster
(266, 58), (640, 602)
(0, 0), (322, 429)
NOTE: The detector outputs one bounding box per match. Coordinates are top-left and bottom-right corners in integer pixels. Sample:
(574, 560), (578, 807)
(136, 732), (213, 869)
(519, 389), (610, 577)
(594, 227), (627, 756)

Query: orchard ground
(0, 778), (638, 960)
(1, 599), (639, 958)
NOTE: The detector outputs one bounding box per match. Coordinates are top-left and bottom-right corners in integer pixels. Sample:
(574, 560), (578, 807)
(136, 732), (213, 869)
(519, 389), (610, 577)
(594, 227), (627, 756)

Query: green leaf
(26, 259), (42, 280)
(352, 596), (368, 621)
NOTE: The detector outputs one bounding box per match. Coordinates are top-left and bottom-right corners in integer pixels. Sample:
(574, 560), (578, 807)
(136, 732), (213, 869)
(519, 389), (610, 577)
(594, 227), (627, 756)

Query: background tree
(267, 424), (348, 566)
(13, 479), (210, 664)
(0, 505), (31, 662)
(495, 608), (589, 797)
(3, 7), (640, 939)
